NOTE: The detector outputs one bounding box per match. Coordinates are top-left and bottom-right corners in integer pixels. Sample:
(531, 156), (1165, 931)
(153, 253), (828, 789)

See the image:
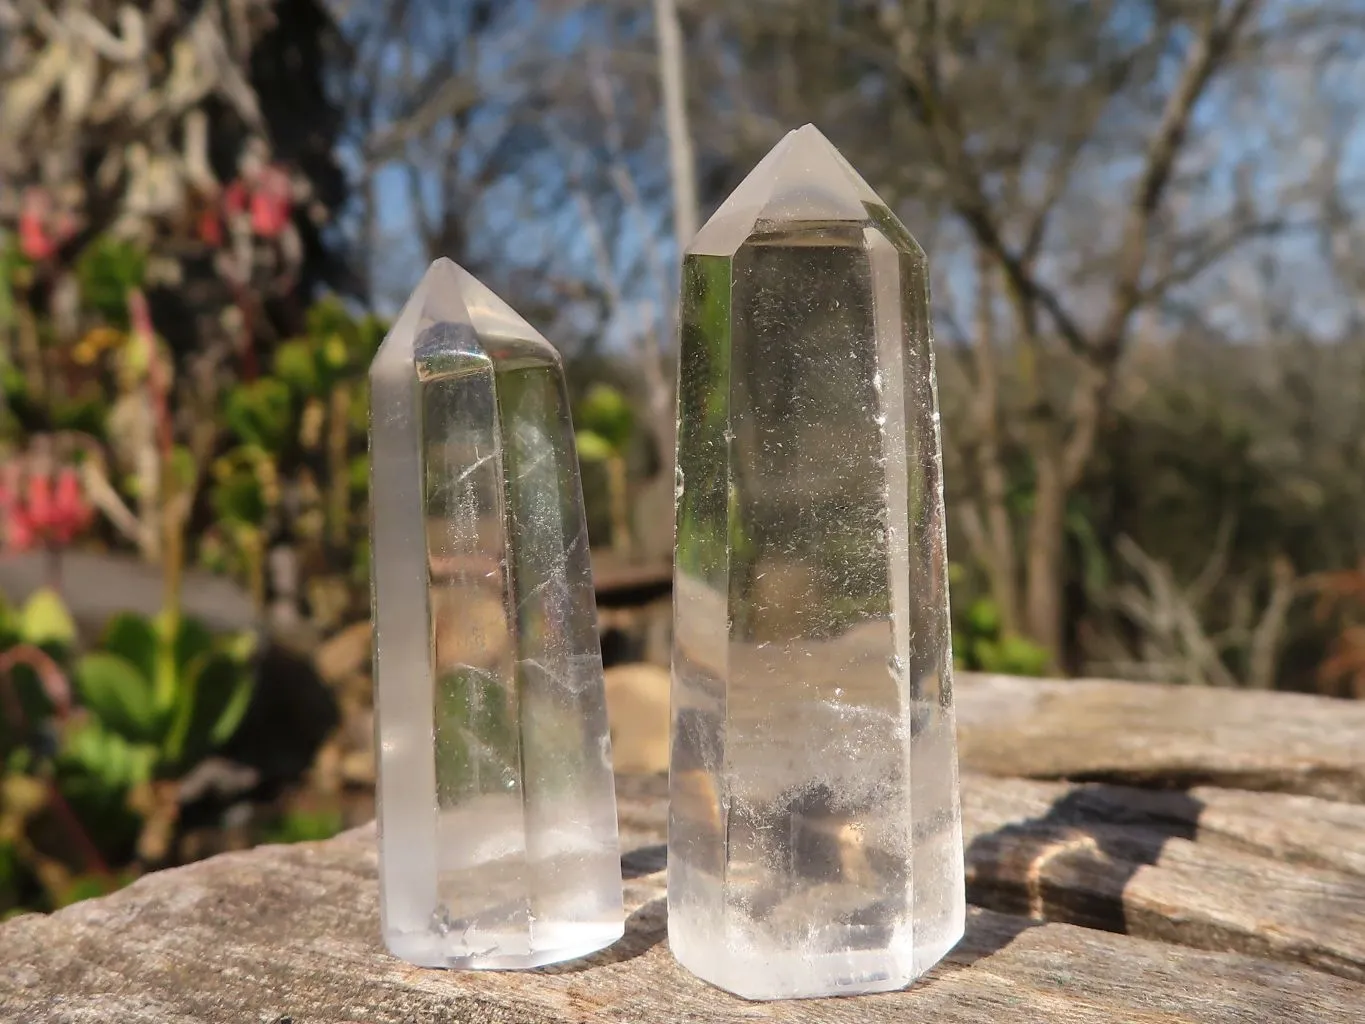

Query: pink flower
(249, 166), (293, 238)
(49, 468), (92, 543)
(0, 465), (93, 552)
(19, 188), (56, 261)
(5, 506), (36, 551)
(26, 473), (52, 526)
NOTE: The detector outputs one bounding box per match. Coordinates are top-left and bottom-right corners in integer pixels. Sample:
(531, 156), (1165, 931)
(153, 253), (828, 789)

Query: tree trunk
(1024, 456), (1067, 669)
(653, 0), (699, 249)
(970, 247), (1020, 633)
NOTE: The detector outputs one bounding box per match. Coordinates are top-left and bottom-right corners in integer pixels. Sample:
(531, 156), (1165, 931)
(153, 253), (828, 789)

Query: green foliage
(210, 447), (273, 527)
(347, 454), (369, 497)
(263, 298), (387, 401)
(74, 654), (159, 741)
(575, 429), (614, 463)
(53, 872), (135, 909)
(272, 339), (321, 396)
(14, 587), (76, 649)
(350, 537), (370, 589)
(225, 379), (293, 451)
(575, 383), (635, 456)
(0, 239), (28, 331)
(74, 238), (146, 324)
(951, 587), (1051, 677)
(71, 612), (256, 776)
(0, 360), (25, 407)
(50, 389), (108, 434)
(59, 719), (158, 793)
(262, 808), (344, 845)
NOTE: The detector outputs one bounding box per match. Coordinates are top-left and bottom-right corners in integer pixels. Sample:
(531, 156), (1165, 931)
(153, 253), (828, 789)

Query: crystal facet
(370, 258), (623, 969)
(668, 125), (965, 1000)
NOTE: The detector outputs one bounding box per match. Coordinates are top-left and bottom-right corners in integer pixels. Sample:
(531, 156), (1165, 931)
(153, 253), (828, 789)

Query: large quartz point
(669, 125), (965, 1000)
(369, 258), (623, 969)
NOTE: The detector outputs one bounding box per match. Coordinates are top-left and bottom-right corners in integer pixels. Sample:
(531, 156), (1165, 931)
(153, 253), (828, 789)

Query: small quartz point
(669, 125), (965, 1000)
(370, 258), (623, 969)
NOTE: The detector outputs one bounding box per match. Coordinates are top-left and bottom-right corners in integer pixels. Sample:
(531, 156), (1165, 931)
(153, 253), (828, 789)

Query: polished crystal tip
(370, 258), (624, 970)
(669, 125), (965, 1000)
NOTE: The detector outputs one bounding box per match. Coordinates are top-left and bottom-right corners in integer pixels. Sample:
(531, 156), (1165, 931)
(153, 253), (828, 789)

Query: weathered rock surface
(955, 673), (1365, 799)
(3, 675), (1364, 1022)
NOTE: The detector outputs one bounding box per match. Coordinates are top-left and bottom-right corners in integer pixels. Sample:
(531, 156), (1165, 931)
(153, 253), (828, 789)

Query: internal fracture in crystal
(669, 125), (965, 1000)
(370, 258), (623, 969)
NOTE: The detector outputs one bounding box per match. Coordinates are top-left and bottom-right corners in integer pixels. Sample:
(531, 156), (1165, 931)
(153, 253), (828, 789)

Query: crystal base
(386, 920), (626, 971)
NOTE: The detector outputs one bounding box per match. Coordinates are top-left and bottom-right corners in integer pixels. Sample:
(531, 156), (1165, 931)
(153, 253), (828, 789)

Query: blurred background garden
(1, 0), (1364, 917)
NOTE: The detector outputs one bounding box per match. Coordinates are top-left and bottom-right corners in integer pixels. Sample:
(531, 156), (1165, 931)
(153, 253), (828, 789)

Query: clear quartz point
(370, 258), (623, 969)
(668, 125), (965, 1000)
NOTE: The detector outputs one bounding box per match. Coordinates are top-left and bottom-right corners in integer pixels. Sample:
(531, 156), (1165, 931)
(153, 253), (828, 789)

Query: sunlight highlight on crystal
(370, 258), (623, 969)
(668, 125), (965, 1000)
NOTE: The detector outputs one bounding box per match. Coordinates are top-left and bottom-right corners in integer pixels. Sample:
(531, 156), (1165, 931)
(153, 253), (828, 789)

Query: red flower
(19, 188), (56, 261)
(127, 288), (154, 342)
(0, 465), (93, 552)
(26, 473), (53, 526)
(198, 207), (224, 247)
(223, 180), (250, 218)
(249, 166), (293, 238)
(49, 468), (93, 543)
(17, 187), (79, 262)
(5, 507), (36, 551)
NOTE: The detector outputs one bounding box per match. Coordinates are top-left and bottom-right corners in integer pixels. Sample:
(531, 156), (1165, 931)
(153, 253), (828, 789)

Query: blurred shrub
(949, 566), (1051, 677)
(0, 588), (257, 916)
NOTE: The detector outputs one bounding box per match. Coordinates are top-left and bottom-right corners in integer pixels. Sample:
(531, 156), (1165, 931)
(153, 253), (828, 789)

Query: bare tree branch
(654, 0), (699, 248)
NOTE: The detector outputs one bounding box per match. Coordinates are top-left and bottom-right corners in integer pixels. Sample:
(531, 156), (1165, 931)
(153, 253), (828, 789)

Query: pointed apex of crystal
(689, 124), (887, 257)
(371, 258), (474, 371)
(447, 261), (550, 348)
(372, 258), (557, 377)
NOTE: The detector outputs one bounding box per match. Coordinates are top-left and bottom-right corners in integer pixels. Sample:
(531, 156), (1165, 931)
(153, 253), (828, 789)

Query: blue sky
(356, 0), (1365, 354)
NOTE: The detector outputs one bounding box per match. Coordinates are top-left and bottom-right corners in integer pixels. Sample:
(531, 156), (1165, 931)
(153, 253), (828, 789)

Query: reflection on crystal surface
(669, 125), (964, 1000)
(370, 259), (623, 969)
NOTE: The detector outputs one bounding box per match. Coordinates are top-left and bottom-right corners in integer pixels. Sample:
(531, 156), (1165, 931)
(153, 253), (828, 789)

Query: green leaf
(351, 538), (370, 587)
(994, 633), (1052, 677)
(224, 379), (294, 451)
(348, 454), (369, 496)
(348, 387), (369, 434)
(207, 660), (255, 748)
(171, 617), (214, 675)
(574, 429), (613, 463)
(51, 393), (107, 433)
(966, 598), (1001, 639)
(575, 384), (635, 450)
(73, 653), (158, 743)
(0, 255), (13, 333)
(273, 339), (321, 396)
(0, 590), (19, 648)
(263, 809), (343, 845)
(210, 464), (268, 526)
(55, 873), (130, 908)
(75, 237), (146, 323)
(321, 334), (349, 372)
(220, 629), (258, 664)
(19, 588), (76, 647)
(100, 613), (158, 683)
(357, 316), (387, 362)
(169, 445), (198, 491)
(58, 719), (155, 795)
(162, 651), (254, 768)
(305, 296), (353, 341)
